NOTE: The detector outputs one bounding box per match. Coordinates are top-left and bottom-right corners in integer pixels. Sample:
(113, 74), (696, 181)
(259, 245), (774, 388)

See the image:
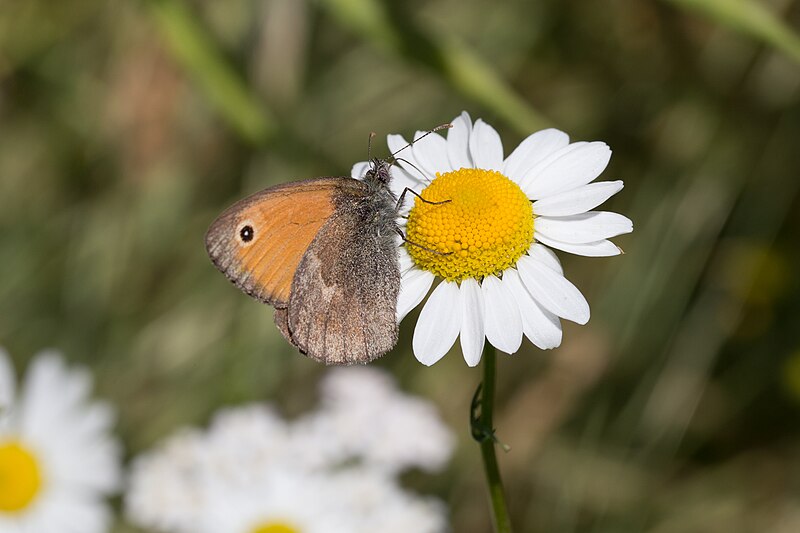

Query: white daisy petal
(413, 281), (462, 366)
(21, 353), (90, 439)
(469, 119), (503, 171)
(482, 275), (523, 354)
(447, 111), (473, 169)
(387, 134), (434, 182)
(535, 211), (633, 243)
(528, 243), (563, 275)
(0, 350), (120, 533)
(412, 130), (450, 175)
(391, 163), (426, 189)
(397, 247), (415, 274)
(524, 142), (612, 199)
(391, 165), (427, 213)
(503, 128), (570, 182)
(532, 180), (624, 216)
(504, 269), (562, 349)
(458, 278), (485, 367)
(351, 161), (369, 180)
(535, 233), (623, 257)
(517, 255), (590, 324)
(517, 142), (586, 195)
(397, 268), (435, 323)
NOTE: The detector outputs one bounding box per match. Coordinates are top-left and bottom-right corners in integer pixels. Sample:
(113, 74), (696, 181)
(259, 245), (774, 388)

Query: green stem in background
(145, 0), (276, 144)
(471, 344), (513, 533)
(319, 0), (551, 135)
(663, 0), (800, 64)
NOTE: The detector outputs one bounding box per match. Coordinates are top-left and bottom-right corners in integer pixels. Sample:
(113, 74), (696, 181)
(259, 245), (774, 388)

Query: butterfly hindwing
(285, 206), (400, 364)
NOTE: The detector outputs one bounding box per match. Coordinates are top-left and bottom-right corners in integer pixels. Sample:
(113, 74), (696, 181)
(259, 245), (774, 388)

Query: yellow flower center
(252, 522), (301, 533)
(0, 441), (43, 513)
(405, 168), (534, 281)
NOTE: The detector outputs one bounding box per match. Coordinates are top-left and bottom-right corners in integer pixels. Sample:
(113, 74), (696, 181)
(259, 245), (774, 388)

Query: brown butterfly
(206, 159), (400, 364)
(205, 159), (403, 365)
(206, 127), (450, 364)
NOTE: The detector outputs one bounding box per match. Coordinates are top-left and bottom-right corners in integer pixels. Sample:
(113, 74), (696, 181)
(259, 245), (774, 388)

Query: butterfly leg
(395, 187), (451, 211)
(395, 228), (452, 256)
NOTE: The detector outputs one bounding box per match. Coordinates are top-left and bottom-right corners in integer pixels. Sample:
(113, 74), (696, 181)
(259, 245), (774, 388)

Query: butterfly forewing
(205, 178), (346, 306)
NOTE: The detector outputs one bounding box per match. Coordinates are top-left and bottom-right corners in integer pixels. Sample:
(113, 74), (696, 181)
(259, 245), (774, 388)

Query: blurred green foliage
(1, 0), (800, 531)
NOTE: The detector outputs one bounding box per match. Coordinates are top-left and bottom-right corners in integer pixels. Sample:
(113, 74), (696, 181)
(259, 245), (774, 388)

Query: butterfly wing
(205, 178), (353, 306)
(284, 207), (400, 364)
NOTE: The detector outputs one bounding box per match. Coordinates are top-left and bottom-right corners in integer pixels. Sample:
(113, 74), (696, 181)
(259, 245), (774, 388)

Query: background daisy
(126, 367), (453, 533)
(196, 467), (446, 533)
(0, 348), (121, 533)
(291, 367), (455, 474)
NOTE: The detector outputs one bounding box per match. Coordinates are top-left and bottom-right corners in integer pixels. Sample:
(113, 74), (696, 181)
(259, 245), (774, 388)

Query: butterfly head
(365, 158), (393, 186)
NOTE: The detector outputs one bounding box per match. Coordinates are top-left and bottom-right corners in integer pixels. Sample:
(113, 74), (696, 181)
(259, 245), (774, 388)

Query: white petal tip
(575, 312), (590, 325)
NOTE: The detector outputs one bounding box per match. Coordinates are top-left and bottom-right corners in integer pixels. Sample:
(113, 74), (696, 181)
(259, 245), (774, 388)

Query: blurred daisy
(125, 406), (292, 532)
(197, 467), (446, 533)
(0, 348), (121, 533)
(126, 368), (452, 533)
(352, 112), (632, 366)
(291, 367), (454, 473)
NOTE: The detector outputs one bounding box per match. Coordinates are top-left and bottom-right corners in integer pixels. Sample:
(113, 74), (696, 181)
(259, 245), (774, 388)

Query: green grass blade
(146, 0), (276, 144)
(665, 0), (800, 64)
(320, 0), (551, 133)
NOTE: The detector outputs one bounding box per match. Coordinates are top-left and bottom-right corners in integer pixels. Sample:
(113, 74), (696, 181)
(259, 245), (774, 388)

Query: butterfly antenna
(394, 157), (431, 184)
(367, 131), (377, 162)
(388, 123), (452, 161)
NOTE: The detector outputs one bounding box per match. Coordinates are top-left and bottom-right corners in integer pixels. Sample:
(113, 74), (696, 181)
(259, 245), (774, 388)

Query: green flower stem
(472, 344), (513, 533)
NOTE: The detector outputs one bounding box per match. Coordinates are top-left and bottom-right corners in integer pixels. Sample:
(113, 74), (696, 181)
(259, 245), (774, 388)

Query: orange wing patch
(205, 178), (356, 306)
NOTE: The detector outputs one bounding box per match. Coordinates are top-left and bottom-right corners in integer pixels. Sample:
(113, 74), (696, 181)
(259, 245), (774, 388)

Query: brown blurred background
(1, 0), (800, 531)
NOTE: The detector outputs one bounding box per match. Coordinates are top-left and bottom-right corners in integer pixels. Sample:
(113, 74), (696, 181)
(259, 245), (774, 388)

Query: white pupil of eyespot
(240, 226), (254, 242)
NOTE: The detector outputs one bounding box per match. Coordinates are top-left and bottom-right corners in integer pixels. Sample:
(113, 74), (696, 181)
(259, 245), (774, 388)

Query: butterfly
(206, 127), (450, 364)
(205, 156), (411, 365)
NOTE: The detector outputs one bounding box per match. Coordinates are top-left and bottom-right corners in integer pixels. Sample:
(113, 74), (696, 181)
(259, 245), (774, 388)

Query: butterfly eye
(239, 225), (254, 243)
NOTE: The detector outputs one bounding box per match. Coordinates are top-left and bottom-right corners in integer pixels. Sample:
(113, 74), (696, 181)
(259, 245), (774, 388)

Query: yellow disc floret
(252, 522), (301, 533)
(405, 168), (534, 281)
(0, 441), (43, 513)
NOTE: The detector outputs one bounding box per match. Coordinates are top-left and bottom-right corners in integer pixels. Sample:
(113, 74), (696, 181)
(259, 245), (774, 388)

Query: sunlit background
(2, 0), (800, 531)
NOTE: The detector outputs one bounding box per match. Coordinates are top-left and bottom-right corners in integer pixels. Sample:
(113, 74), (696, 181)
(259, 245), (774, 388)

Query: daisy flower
(125, 406), (293, 532)
(197, 467), (446, 533)
(352, 112), (632, 366)
(0, 348), (121, 533)
(291, 367), (455, 474)
(126, 396), (449, 533)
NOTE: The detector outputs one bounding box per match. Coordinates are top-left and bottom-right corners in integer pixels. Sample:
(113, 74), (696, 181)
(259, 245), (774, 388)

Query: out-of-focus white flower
(198, 467), (446, 533)
(0, 348), (121, 533)
(197, 467), (356, 533)
(327, 468), (448, 533)
(126, 368), (453, 533)
(125, 405), (291, 532)
(292, 367), (455, 474)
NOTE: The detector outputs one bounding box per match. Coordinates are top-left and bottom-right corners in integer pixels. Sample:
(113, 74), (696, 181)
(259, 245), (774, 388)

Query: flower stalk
(471, 344), (513, 533)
